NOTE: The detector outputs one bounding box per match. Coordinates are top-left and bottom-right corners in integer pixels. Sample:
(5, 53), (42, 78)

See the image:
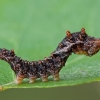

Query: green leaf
(0, 0), (100, 91)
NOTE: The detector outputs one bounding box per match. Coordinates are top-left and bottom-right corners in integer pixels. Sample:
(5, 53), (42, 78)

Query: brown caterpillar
(0, 28), (100, 84)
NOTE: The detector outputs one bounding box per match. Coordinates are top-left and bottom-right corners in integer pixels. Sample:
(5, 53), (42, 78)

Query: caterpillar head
(72, 28), (100, 56)
(83, 37), (100, 56)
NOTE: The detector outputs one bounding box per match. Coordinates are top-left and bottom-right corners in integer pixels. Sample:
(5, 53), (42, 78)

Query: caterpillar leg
(53, 73), (59, 81)
(15, 75), (24, 84)
(41, 75), (48, 82)
(29, 77), (36, 83)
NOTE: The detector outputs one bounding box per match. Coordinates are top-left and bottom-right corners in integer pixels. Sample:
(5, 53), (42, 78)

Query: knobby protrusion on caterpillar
(81, 28), (86, 34)
(66, 31), (71, 39)
(0, 28), (100, 84)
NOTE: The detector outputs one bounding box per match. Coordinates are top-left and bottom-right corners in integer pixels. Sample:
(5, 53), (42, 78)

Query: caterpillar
(0, 28), (100, 84)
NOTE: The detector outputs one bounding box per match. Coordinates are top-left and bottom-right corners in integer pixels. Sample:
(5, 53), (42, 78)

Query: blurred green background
(0, 0), (100, 99)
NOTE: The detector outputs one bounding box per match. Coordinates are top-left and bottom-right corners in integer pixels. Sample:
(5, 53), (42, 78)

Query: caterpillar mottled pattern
(0, 28), (100, 84)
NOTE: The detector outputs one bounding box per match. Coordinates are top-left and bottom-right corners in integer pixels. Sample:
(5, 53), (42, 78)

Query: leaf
(0, 0), (100, 91)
